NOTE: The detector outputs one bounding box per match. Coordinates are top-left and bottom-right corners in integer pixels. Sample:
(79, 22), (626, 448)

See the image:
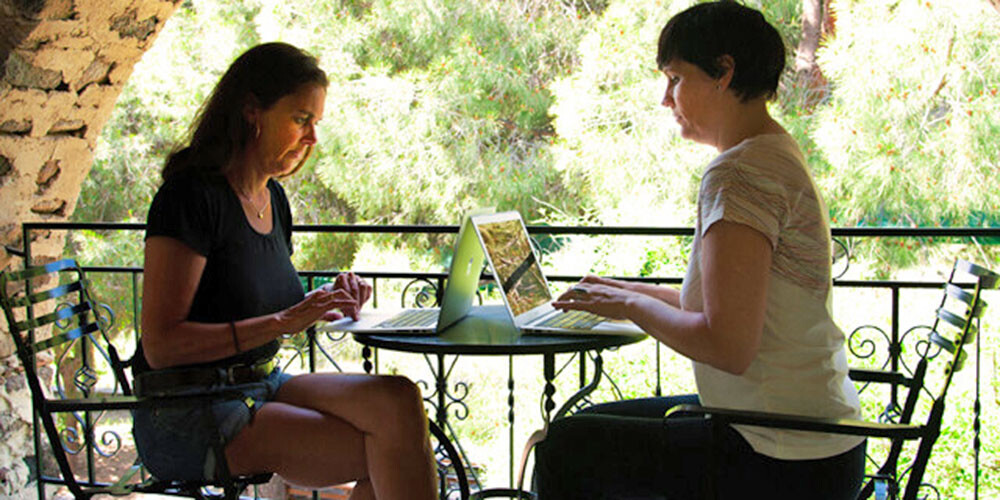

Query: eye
(294, 116), (309, 125)
(668, 76), (680, 85)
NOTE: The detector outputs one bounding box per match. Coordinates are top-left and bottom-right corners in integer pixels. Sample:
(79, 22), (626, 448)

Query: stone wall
(0, 0), (178, 496)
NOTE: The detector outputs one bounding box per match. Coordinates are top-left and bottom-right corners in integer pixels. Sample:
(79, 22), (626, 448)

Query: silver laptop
(322, 210), (489, 335)
(470, 211), (644, 335)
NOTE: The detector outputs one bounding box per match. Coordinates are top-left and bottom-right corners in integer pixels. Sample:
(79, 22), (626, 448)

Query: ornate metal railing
(9, 221), (1000, 499)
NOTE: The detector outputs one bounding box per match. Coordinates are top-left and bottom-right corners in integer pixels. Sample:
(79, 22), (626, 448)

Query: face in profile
(660, 58), (722, 146)
(249, 83), (327, 177)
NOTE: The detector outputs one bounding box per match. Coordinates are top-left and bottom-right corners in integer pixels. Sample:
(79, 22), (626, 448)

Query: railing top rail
(20, 221), (1000, 238)
(73, 265), (950, 290)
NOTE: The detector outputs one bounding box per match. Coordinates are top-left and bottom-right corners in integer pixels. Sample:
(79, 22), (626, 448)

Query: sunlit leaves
(811, 0), (1000, 229)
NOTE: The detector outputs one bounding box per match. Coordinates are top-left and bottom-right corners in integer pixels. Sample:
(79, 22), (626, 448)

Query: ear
(242, 94), (262, 127)
(716, 55), (735, 90)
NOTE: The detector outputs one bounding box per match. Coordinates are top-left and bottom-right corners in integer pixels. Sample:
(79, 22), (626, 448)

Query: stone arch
(0, 0), (179, 494)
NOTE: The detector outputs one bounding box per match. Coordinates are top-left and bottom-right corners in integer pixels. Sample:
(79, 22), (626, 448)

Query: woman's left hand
(316, 272), (373, 321)
(552, 282), (639, 320)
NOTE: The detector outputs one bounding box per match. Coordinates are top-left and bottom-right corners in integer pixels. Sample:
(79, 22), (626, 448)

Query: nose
(661, 85), (674, 109)
(302, 124), (317, 145)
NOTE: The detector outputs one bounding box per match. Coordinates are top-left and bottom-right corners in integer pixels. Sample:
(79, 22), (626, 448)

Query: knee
(542, 416), (589, 451)
(368, 375), (425, 420)
(536, 417), (589, 470)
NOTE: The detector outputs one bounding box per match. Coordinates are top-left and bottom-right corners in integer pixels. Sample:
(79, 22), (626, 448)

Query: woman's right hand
(274, 288), (358, 334)
(578, 275), (631, 289)
(577, 274), (681, 307)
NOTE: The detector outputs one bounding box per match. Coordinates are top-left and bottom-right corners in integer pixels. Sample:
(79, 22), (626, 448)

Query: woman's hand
(577, 274), (681, 307)
(314, 272), (373, 321)
(552, 280), (641, 320)
(578, 274), (629, 289)
(276, 288), (359, 333)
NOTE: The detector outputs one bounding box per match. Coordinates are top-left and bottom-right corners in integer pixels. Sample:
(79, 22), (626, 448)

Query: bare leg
(350, 479), (375, 500)
(224, 373), (436, 499)
(224, 401), (367, 487)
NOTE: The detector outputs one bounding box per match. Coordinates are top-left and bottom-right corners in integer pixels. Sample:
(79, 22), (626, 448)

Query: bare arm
(554, 220), (771, 375)
(141, 236), (361, 369)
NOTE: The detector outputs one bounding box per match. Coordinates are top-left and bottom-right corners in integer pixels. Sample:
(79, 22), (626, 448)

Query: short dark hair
(656, 1), (785, 102)
(163, 42), (329, 180)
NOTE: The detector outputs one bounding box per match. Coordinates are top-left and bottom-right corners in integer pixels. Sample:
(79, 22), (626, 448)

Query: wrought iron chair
(1, 258), (472, 500)
(665, 259), (998, 499)
(1, 258), (275, 498)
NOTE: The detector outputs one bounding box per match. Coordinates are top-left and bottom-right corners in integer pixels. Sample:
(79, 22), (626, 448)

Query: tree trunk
(793, 0), (833, 109)
(795, 0), (823, 74)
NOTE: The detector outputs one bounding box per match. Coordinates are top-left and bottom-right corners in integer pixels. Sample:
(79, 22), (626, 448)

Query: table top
(348, 305), (647, 356)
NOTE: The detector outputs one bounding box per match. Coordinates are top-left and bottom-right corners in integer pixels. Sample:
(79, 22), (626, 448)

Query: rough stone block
(2, 52), (62, 90)
(35, 159), (59, 187)
(47, 118), (86, 136)
(30, 198), (66, 215)
(77, 83), (116, 109)
(40, 0), (76, 20)
(111, 9), (158, 42)
(0, 119), (31, 134)
(35, 47), (93, 91)
(74, 57), (112, 90)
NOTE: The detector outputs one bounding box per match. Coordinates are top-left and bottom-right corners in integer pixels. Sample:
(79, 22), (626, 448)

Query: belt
(134, 358), (276, 397)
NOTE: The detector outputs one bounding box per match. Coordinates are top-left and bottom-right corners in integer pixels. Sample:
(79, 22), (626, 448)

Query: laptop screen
(475, 217), (552, 316)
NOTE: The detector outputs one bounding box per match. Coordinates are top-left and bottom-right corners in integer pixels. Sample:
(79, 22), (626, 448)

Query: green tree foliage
(68, 1), (1000, 495)
(72, 0), (1000, 280)
(811, 0), (1000, 229)
(803, 0), (1000, 276)
(311, 0), (583, 229)
(71, 0), (1000, 299)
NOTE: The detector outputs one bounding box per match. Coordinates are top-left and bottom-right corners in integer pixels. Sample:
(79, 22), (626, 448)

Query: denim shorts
(132, 368), (291, 481)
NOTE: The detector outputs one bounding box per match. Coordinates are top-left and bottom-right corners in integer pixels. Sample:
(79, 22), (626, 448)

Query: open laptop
(470, 211), (644, 335)
(322, 210), (489, 334)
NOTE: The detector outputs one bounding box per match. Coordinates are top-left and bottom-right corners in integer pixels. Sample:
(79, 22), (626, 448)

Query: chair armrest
(43, 382), (269, 413)
(46, 395), (147, 412)
(665, 404), (923, 440)
(848, 369), (912, 387)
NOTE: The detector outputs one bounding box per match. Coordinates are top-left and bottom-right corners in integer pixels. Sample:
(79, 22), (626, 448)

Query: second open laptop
(323, 210), (489, 335)
(470, 211), (643, 335)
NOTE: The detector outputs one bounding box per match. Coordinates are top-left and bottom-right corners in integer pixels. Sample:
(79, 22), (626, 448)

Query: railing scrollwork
(15, 221), (999, 498)
(403, 278), (441, 308)
(848, 325), (892, 370)
(420, 355), (471, 422)
(832, 236), (852, 280)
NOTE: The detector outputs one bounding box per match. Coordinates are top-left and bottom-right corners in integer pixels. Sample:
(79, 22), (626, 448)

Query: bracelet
(229, 321), (242, 353)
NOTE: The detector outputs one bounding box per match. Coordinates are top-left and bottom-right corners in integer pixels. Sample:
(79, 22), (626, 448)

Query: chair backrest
(892, 259), (997, 499)
(1, 258), (134, 497)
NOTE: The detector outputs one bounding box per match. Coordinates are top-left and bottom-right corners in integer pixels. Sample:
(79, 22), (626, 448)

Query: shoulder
(701, 134), (812, 201)
(146, 169), (230, 251)
(155, 169), (228, 204)
(268, 179), (294, 241)
(268, 178), (292, 216)
(709, 134), (807, 179)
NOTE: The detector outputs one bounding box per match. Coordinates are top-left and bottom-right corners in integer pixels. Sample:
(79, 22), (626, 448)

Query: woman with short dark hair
(134, 42), (436, 500)
(535, 3), (866, 498)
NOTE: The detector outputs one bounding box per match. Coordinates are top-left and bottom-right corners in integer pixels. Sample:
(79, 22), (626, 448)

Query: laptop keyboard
(375, 309), (438, 329)
(535, 309), (604, 329)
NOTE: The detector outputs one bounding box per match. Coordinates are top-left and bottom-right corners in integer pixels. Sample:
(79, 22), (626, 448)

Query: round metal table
(351, 305), (647, 499)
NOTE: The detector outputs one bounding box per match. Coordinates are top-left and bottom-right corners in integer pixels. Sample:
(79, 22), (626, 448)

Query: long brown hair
(162, 42), (328, 181)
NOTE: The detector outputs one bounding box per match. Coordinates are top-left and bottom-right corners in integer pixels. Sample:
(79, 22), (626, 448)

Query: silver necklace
(236, 187), (269, 219)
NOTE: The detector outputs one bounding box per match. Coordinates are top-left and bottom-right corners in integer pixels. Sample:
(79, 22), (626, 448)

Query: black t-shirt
(133, 169), (305, 374)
